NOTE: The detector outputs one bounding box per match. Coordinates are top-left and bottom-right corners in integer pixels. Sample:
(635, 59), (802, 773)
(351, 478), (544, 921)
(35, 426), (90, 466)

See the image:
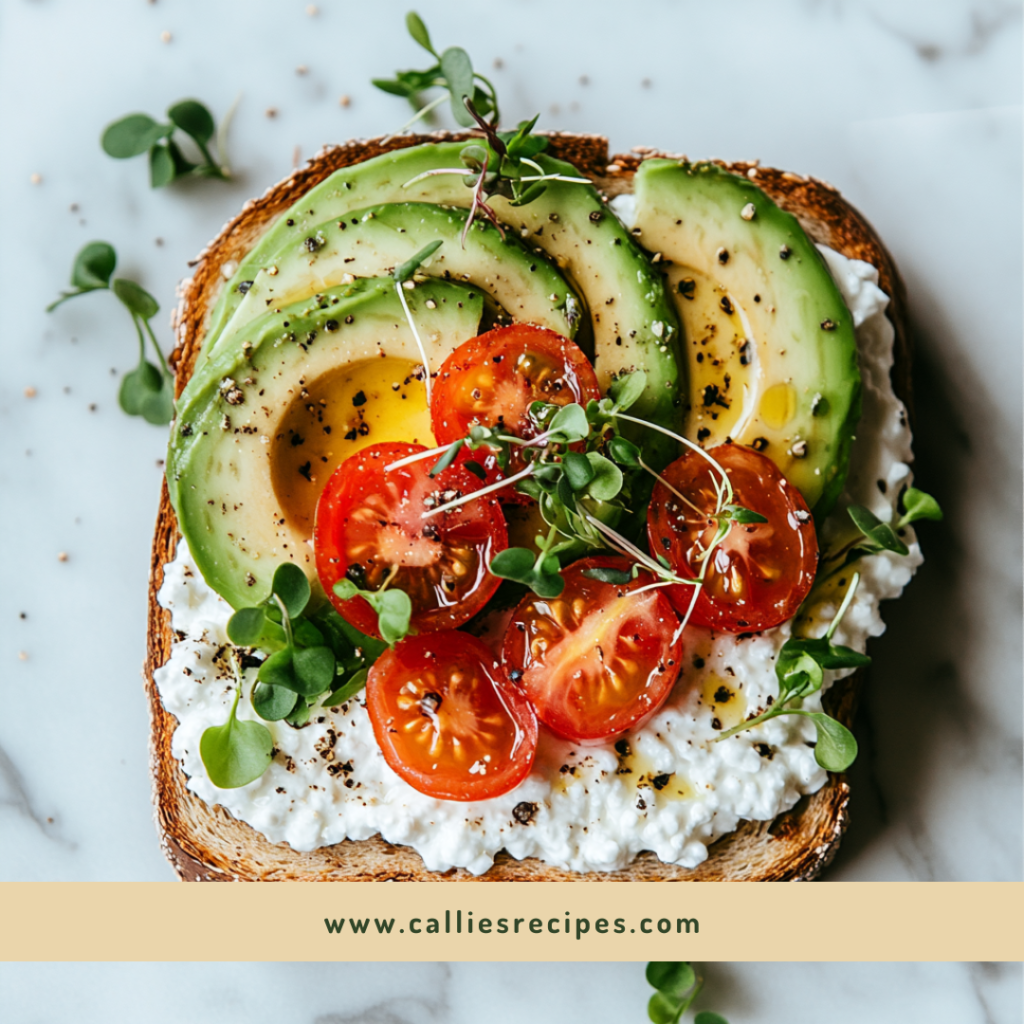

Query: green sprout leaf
(258, 648), (298, 690)
(323, 667), (370, 708)
(167, 99), (216, 145)
(897, 486), (943, 529)
(393, 239), (443, 284)
(609, 369), (647, 412)
(372, 589), (413, 645)
(430, 439), (464, 476)
(406, 11), (437, 55)
(252, 681), (299, 722)
(292, 645), (336, 694)
(490, 547), (565, 599)
(285, 699), (312, 727)
(199, 681), (273, 789)
(562, 451), (595, 491)
(547, 403), (589, 443)
(805, 712), (858, 772)
(440, 46), (475, 127)
(648, 993), (685, 1024)
(847, 504), (910, 556)
(227, 606), (268, 647)
(71, 241), (117, 291)
(272, 562), (312, 619)
(101, 113), (172, 158)
(693, 1014), (730, 1024)
(333, 579), (413, 646)
(118, 360), (163, 417)
(149, 142), (177, 187)
(607, 435), (641, 467)
(584, 452), (624, 501)
(112, 278), (159, 320)
(722, 503), (767, 525)
(646, 963), (697, 1000)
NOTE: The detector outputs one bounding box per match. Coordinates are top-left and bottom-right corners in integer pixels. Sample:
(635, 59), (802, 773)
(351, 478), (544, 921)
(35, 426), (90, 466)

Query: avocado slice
(205, 141), (684, 470)
(169, 276), (484, 610)
(632, 159), (861, 515)
(206, 202), (582, 367)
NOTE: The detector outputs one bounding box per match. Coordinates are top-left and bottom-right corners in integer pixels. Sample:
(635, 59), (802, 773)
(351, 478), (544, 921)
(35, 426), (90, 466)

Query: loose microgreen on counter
(101, 98), (233, 187)
(646, 962), (728, 1024)
(46, 241), (174, 425)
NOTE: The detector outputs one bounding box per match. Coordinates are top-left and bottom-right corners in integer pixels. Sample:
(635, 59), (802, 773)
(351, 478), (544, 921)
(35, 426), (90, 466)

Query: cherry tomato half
(315, 441), (507, 638)
(501, 556), (684, 743)
(367, 630), (538, 801)
(431, 324), (602, 502)
(646, 443), (818, 633)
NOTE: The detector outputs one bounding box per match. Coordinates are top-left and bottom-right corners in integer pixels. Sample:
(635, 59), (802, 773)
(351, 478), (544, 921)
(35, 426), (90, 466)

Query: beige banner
(1, 882), (1021, 961)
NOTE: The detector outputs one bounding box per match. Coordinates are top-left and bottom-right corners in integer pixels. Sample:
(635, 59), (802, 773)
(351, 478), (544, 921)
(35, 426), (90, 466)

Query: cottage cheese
(154, 245), (921, 874)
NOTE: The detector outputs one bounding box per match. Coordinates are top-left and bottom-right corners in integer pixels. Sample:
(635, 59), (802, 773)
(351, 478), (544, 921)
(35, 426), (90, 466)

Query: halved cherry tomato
(501, 556), (683, 743)
(431, 324), (602, 503)
(367, 630), (538, 801)
(646, 443), (818, 633)
(314, 441), (507, 638)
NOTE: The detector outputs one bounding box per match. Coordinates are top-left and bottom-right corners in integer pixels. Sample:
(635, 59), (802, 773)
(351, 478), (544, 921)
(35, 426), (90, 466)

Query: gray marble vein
(1, 963), (1021, 1024)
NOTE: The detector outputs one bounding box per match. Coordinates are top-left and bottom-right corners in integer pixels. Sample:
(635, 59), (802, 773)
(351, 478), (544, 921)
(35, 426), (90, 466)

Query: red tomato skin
(502, 556), (684, 744)
(314, 442), (507, 640)
(430, 324), (602, 504)
(366, 630), (538, 802)
(647, 444), (818, 634)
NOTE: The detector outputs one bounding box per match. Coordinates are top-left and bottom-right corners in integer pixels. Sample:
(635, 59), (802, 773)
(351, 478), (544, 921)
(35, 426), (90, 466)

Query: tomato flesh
(647, 443), (818, 633)
(314, 441), (507, 638)
(431, 324), (602, 502)
(502, 556), (683, 743)
(367, 630), (538, 801)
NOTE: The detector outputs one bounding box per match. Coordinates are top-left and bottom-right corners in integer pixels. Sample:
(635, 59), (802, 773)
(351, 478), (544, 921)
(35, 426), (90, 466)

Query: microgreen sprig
(378, 12), (590, 243)
(333, 577), (414, 647)
(198, 653), (273, 790)
(226, 563), (386, 733)
(101, 98), (233, 187)
(715, 573), (870, 771)
(46, 241), (174, 425)
(373, 12), (499, 129)
(646, 963), (728, 1024)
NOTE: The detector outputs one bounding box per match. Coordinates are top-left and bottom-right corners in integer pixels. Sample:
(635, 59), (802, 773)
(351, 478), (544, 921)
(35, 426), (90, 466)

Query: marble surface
(1, 962), (1021, 1023)
(0, 0), (1020, 881)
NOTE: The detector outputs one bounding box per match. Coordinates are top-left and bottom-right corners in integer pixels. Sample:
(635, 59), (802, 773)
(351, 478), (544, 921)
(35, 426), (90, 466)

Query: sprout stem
(398, 92), (450, 133)
(395, 281), (432, 406)
(614, 412), (734, 506)
(421, 463), (534, 519)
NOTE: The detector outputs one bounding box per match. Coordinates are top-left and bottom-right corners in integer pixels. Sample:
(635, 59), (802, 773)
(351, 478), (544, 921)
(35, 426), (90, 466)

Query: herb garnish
(715, 573), (869, 771)
(198, 652), (273, 790)
(224, 563), (386, 733)
(646, 962), (728, 1024)
(393, 369), (762, 618)
(332, 578), (414, 647)
(46, 242), (174, 425)
(101, 98), (234, 187)
(376, 12), (590, 242)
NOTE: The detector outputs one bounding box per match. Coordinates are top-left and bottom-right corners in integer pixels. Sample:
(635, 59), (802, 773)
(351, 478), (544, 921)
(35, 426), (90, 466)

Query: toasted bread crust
(147, 131), (910, 882)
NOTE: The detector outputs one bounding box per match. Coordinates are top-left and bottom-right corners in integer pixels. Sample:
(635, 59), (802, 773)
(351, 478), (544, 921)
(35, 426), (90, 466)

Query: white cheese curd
(154, 245), (921, 874)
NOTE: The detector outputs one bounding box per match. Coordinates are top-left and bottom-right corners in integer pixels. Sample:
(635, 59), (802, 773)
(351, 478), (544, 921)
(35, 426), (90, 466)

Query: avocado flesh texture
(169, 276), (484, 610)
(632, 159), (861, 516)
(206, 201), (582, 368)
(205, 142), (684, 471)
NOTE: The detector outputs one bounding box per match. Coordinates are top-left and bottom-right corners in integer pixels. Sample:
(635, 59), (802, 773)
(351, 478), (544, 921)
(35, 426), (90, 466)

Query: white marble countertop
(0, 0), (1020, 881)
(2, 962), (1021, 1023)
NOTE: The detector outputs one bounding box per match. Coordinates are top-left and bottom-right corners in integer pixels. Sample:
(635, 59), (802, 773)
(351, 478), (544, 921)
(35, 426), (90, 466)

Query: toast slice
(146, 131), (911, 882)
